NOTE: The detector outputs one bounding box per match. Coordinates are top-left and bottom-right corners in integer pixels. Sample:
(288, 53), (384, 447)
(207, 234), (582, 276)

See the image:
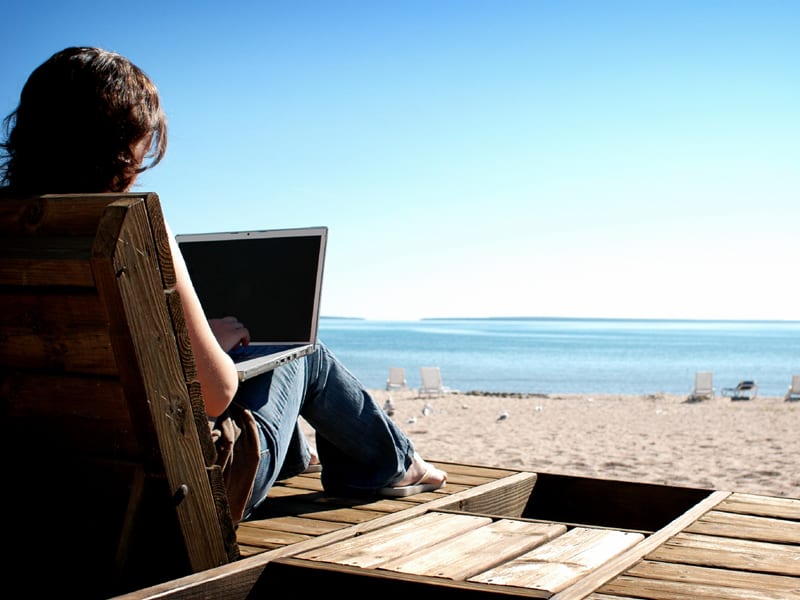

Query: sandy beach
(304, 389), (800, 499)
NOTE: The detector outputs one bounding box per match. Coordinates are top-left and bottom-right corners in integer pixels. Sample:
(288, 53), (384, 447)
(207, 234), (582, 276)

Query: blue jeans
(235, 341), (415, 519)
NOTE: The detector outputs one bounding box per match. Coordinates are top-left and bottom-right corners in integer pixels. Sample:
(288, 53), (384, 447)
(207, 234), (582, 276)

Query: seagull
(422, 402), (433, 416)
(406, 416), (417, 425)
(496, 410), (509, 421)
(383, 397), (396, 417)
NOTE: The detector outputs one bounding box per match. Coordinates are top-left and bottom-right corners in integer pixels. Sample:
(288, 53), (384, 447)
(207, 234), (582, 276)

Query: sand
(305, 389), (800, 498)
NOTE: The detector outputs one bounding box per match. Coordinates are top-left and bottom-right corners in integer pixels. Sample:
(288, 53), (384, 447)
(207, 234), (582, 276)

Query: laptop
(176, 226), (327, 381)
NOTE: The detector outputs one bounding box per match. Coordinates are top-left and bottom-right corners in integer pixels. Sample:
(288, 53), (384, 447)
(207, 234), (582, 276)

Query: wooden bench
(0, 193), (238, 597)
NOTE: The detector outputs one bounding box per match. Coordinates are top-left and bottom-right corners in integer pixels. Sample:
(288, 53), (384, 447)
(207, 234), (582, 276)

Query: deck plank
(234, 527), (311, 550)
(294, 512), (492, 568)
(647, 532), (800, 576)
(715, 492), (800, 520)
(603, 559), (800, 597)
(379, 519), (568, 580)
(685, 510), (800, 543)
(468, 527), (644, 592)
(599, 573), (799, 600)
(241, 515), (346, 536)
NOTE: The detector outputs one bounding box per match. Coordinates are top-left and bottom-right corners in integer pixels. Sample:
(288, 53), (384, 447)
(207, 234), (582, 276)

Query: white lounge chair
(419, 366), (448, 397)
(687, 371), (714, 402)
(785, 375), (800, 401)
(386, 367), (407, 391)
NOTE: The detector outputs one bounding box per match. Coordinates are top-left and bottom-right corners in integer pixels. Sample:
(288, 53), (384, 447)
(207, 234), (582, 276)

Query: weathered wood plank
(0, 193), (125, 285)
(607, 559), (800, 597)
(437, 462), (518, 478)
(380, 519), (568, 580)
(0, 290), (109, 329)
(280, 505), (389, 524)
(0, 291), (118, 373)
(96, 199), (231, 570)
(0, 193), (125, 235)
(685, 510), (800, 544)
(716, 492), (800, 520)
(140, 193), (220, 477)
(296, 512), (493, 568)
(0, 255), (97, 287)
(261, 482), (326, 499)
(647, 532), (800, 576)
(234, 526), (312, 549)
(242, 515), (347, 537)
(468, 527), (644, 592)
(437, 470), (535, 518)
(600, 573), (800, 599)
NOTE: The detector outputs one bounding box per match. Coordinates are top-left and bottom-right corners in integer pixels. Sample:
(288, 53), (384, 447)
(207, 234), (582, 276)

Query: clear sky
(2, 1), (798, 321)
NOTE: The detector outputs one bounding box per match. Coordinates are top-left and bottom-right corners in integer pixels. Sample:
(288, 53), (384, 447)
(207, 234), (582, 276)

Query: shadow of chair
(785, 375), (800, 401)
(385, 367), (408, 391)
(687, 371), (714, 402)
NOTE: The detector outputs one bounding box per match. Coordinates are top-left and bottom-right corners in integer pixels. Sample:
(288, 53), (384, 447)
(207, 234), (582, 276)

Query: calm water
(318, 317), (800, 397)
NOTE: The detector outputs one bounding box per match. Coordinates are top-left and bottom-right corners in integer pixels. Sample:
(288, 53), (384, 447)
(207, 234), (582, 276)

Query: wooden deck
(116, 461), (800, 599)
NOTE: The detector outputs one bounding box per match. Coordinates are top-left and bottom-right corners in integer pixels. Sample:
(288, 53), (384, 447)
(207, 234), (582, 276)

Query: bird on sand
(496, 410), (509, 421)
(406, 416), (417, 425)
(383, 397), (396, 416)
(422, 402), (433, 416)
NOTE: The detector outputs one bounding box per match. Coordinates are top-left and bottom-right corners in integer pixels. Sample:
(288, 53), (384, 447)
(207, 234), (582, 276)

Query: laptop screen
(176, 227), (327, 344)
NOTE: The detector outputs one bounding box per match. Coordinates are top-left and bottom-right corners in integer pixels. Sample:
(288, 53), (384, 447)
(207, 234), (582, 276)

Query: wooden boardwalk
(118, 461), (800, 599)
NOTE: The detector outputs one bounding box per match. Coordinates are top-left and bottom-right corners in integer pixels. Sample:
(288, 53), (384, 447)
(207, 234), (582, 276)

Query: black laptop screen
(178, 233), (324, 343)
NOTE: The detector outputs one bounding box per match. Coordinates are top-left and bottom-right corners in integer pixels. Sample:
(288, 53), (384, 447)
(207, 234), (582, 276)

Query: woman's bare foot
(303, 448), (322, 473)
(394, 452), (447, 489)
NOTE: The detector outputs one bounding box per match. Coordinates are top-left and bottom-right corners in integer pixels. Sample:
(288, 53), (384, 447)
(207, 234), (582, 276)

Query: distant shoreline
(322, 315), (800, 324)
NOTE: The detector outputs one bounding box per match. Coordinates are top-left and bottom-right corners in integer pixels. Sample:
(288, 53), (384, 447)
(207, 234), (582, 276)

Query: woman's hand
(209, 316), (251, 352)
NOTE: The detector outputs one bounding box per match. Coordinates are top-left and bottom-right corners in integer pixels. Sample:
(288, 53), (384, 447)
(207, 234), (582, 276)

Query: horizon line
(321, 315), (800, 324)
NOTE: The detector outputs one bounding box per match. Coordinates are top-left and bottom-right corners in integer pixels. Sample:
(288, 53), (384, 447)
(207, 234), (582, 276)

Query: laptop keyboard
(228, 344), (297, 360)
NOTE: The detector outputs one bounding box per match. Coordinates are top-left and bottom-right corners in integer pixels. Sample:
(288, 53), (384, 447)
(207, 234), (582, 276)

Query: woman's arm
(166, 223), (241, 417)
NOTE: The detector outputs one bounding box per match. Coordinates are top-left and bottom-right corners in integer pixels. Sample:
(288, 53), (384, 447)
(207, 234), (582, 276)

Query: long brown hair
(0, 47), (167, 193)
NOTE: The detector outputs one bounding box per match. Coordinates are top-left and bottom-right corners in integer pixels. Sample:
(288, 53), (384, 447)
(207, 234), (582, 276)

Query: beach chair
(785, 375), (800, 401)
(419, 366), (447, 397)
(0, 193), (238, 598)
(386, 367), (408, 390)
(687, 371), (714, 402)
(723, 380), (758, 401)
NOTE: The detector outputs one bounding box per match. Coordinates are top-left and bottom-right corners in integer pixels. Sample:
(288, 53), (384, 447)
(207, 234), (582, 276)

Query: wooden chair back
(0, 193), (238, 597)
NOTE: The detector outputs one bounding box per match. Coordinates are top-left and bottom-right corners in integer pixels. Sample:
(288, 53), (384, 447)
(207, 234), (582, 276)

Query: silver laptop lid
(175, 226), (327, 347)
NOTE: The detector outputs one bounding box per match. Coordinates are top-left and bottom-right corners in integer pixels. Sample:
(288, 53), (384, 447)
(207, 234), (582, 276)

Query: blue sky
(3, 1), (798, 321)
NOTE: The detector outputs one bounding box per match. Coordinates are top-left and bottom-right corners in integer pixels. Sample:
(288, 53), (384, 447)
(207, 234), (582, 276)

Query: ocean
(317, 317), (800, 397)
